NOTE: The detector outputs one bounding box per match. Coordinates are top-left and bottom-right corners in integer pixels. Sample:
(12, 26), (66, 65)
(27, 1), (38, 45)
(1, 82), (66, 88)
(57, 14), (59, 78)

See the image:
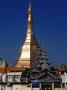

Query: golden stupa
(14, 2), (38, 69)
(0, 2), (38, 72)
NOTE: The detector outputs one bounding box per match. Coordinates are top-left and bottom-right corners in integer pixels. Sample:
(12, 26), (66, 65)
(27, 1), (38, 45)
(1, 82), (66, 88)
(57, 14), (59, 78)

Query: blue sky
(0, 0), (67, 66)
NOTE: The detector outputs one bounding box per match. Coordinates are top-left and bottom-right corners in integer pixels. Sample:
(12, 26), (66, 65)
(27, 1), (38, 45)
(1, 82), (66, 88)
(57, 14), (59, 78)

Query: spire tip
(28, 0), (32, 12)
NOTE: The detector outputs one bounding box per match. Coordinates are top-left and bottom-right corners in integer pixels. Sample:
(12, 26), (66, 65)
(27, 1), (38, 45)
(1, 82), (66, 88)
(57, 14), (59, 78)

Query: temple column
(61, 83), (62, 90)
(39, 83), (41, 89)
(64, 83), (67, 88)
(31, 83), (32, 90)
(0, 85), (1, 90)
(52, 82), (54, 90)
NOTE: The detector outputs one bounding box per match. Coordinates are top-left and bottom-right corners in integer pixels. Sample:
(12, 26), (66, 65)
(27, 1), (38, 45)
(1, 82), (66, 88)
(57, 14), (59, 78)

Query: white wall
(55, 88), (67, 90)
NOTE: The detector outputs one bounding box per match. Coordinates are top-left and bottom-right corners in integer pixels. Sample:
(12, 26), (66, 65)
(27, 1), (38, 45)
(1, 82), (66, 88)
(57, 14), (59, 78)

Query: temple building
(0, 2), (66, 90)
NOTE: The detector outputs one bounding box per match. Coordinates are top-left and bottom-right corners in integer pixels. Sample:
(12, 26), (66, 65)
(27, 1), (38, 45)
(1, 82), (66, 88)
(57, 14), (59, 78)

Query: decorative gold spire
(28, 1), (32, 12)
(15, 2), (38, 69)
(27, 1), (33, 33)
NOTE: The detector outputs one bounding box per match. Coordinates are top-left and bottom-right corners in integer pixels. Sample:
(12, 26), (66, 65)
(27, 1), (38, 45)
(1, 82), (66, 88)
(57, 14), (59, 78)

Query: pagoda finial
(28, 1), (32, 12)
(27, 1), (33, 33)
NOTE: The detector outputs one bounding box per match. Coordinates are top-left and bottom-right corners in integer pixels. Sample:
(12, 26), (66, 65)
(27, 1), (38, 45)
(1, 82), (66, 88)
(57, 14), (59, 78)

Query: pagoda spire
(27, 1), (33, 33)
(14, 2), (38, 69)
(28, 1), (32, 12)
